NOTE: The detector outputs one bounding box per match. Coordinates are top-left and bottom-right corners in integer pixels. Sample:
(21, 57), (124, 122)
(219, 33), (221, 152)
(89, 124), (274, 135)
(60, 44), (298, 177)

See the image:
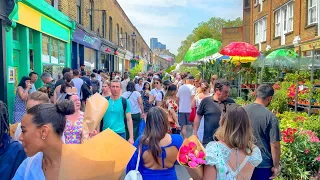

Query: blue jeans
(117, 132), (126, 139)
(251, 167), (272, 180)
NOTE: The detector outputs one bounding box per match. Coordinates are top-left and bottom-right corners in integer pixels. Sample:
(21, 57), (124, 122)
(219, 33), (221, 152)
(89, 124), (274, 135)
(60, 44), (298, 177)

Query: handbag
(124, 148), (143, 180)
(188, 107), (197, 122)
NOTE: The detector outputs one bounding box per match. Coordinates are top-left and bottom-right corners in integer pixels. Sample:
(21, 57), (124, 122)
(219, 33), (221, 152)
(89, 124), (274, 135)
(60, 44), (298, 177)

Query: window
(102, 11), (106, 38)
(76, 0), (81, 24)
(109, 17), (113, 41)
(274, 2), (294, 37)
(59, 42), (66, 65)
(254, 17), (267, 44)
(52, 0), (58, 9)
(258, 0), (263, 12)
(125, 32), (128, 49)
(89, 0), (94, 31)
(42, 34), (67, 65)
(116, 24), (119, 45)
(120, 28), (123, 47)
(275, 11), (280, 37)
(244, 0), (250, 8)
(308, 0), (317, 25)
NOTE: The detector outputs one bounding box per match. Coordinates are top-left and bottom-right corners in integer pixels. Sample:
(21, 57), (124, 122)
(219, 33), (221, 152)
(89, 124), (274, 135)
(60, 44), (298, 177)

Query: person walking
(149, 78), (165, 107)
(135, 78), (144, 92)
(244, 85), (281, 180)
(53, 72), (77, 103)
(13, 76), (31, 123)
(121, 73), (130, 94)
(177, 75), (196, 139)
(122, 81), (144, 141)
(203, 104), (262, 179)
(101, 79), (134, 144)
(40, 72), (55, 102)
(101, 81), (111, 97)
(191, 82), (211, 142)
(193, 79), (235, 146)
(126, 107), (183, 180)
(162, 84), (180, 134)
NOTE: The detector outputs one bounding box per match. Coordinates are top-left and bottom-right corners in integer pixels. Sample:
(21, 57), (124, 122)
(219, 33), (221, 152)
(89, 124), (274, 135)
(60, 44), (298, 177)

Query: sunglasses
(153, 82), (159, 84)
(102, 86), (108, 87)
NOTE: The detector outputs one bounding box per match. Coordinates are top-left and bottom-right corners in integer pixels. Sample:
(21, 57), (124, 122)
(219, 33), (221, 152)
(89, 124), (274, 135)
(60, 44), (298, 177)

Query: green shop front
(6, 0), (75, 122)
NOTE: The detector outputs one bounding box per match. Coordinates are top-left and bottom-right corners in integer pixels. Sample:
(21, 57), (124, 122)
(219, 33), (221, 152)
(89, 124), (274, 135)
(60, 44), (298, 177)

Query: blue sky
(117, 0), (243, 55)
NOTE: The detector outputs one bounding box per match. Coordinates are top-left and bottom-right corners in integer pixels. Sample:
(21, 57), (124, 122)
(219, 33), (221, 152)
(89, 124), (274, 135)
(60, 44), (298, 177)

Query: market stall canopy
(253, 49), (298, 68)
(184, 38), (222, 62)
(221, 42), (260, 63)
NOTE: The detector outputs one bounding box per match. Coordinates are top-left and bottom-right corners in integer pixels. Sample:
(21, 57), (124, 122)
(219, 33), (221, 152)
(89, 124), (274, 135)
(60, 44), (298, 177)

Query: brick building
(45, 0), (151, 71)
(243, 0), (320, 56)
(222, 26), (244, 48)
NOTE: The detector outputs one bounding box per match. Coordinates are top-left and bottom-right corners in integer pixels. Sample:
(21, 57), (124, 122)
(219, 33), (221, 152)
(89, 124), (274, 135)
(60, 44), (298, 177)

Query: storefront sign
(298, 39), (320, 51)
(73, 27), (101, 50)
(100, 44), (115, 54)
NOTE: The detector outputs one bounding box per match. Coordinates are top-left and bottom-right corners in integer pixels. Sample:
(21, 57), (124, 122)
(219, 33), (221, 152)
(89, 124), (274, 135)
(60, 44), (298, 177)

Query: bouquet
(177, 135), (206, 180)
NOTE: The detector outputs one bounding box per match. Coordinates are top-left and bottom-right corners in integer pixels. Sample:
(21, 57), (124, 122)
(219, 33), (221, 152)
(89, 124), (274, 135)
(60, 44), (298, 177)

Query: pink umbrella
(220, 42), (260, 57)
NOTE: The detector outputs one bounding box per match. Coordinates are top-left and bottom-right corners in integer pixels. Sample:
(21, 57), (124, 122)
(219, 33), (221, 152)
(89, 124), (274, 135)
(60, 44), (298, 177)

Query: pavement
(176, 125), (193, 180)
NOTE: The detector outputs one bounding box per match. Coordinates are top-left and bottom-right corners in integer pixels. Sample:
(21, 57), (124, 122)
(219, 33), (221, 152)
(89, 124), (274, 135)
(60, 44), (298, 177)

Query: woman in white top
(122, 81), (144, 141)
(203, 104), (262, 180)
(191, 82), (211, 142)
(134, 78), (144, 92)
(149, 78), (165, 107)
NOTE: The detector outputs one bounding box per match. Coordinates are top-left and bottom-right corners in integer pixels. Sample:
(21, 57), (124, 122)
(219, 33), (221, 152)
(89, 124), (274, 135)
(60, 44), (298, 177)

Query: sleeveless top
(141, 90), (152, 113)
(63, 112), (84, 144)
(126, 134), (183, 180)
(13, 87), (27, 123)
(206, 141), (262, 180)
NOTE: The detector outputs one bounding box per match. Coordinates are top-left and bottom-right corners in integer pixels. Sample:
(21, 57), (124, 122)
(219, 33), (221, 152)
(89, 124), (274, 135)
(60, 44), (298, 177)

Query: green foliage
(176, 17), (243, 63)
(268, 82), (291, 113)
(179, 66), (201, 79)
(129, 61), (143, 79)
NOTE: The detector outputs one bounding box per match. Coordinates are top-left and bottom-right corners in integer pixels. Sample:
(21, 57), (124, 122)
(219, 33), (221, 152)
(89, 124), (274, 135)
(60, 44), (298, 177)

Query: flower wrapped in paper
(81, 93), (109, 143)
(59, 129), (136, 180)
(177, 135), (206, 180)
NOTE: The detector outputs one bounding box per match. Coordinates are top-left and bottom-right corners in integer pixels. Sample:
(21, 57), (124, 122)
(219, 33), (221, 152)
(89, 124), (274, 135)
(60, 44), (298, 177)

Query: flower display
(281, 128), (297, 143)
(178, 142), (206, 167)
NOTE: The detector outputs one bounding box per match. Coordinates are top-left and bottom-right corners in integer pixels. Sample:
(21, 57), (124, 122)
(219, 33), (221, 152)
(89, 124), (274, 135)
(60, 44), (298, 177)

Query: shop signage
(100, 44), (115, 54)
(73, 27), (101, 50)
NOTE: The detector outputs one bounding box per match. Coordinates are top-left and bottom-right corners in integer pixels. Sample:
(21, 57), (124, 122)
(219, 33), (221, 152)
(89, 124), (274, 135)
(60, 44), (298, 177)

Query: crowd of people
(0, 65), (281, 180)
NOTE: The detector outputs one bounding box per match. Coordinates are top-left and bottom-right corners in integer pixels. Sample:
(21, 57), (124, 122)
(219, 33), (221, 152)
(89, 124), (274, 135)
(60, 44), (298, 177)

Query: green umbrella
(184, 38), (222, 62)
(252, 49), (298, 68)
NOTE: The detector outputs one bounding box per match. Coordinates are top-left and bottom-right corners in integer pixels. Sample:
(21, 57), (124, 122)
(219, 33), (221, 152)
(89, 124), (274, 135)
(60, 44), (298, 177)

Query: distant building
(150, 37), (166, 50)
(222, 26), (244, 48)
(150, 38), (158, 50)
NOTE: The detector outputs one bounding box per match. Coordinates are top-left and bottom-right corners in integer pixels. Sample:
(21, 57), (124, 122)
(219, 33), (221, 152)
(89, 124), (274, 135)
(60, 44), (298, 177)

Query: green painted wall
(6, 30), (14, 123)
(33, 32), (43, 89)
(19, 26), (30, 77)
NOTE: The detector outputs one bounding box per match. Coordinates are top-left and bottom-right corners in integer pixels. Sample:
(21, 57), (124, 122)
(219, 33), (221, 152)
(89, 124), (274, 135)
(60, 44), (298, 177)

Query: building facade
(5, 0), (75, 121)
(222, 26), (244, 47)
(244, 0), (320, 56)
(45, 0), (151, 72)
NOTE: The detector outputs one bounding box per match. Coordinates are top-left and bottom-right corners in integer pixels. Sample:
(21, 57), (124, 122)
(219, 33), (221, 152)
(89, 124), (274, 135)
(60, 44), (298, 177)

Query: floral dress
(64, 112), (84, 144)
(164, 98), (179, 129)
(13, 87), (27, 123)
(206, 141), (262, 180)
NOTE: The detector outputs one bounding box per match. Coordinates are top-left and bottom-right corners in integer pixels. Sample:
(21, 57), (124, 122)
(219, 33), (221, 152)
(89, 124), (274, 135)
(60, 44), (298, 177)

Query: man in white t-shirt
(177, 75), (196, 139)
(149, 78), (165, 106)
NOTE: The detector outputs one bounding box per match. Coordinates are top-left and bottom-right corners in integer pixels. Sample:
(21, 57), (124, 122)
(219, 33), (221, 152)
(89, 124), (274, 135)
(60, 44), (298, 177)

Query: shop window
(76, 0), (81, 24)
(51, 38), (59, 64)
(42, 34), (50, 63)
(84, 47), (96, 71)
(59, 42), (66, 65)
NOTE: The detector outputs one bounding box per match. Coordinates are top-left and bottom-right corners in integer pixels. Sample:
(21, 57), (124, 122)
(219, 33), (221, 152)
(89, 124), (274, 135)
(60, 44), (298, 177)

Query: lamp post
(131, 32), (136, 58)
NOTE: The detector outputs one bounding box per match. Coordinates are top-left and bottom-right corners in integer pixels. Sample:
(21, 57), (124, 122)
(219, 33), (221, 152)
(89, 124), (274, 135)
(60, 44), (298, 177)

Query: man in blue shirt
(103, 79), (134, 144)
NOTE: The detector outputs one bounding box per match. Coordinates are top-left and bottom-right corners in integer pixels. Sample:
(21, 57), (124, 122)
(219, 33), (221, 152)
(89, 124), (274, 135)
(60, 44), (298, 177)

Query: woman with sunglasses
(149, 78), (165, 107)
(210, 74), (218, 94)
(63, 93), (97, 144)
(203, 104), (262, 180)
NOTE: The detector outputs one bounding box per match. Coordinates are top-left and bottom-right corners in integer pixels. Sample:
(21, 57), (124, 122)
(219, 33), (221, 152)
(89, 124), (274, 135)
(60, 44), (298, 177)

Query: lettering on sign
(83, 35), (95, 45)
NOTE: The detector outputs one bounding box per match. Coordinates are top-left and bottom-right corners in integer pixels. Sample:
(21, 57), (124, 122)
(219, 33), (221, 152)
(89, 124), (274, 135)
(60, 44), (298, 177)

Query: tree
(176, 17), (243, 63)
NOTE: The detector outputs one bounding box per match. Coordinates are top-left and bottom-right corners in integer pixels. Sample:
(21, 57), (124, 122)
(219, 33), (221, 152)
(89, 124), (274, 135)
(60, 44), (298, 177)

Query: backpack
(91, 80), (100, 94)
(100, 96), (127, 132)
(81, 81), (92, 100)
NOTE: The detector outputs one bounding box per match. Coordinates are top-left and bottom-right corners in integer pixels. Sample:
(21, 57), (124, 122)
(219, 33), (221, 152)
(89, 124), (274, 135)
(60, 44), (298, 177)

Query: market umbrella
(184, 38), (222, 62)
(252, 49), (298, 68)
(220, 42), (260, 63)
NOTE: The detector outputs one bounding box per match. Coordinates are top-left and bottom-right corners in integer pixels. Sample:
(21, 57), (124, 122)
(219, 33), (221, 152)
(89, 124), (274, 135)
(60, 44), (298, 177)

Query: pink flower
(178, 154), (188, 164)
(197, 151), (205, 159)
(188, 161), (198, 168)
(305, 149), (309, 154)
(180, 145), (191, 154)
(191, 157), (197, 162)
(196, 158), (205, 165)
(189, 142), (197, 150)
(188, 153), (196, 159)
(310, 134), (320, 143)
(316, 156), (320, 162)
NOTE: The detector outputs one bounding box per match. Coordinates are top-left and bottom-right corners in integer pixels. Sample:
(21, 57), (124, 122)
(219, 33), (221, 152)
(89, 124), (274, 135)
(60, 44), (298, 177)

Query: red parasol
(220, 42), (260, 57)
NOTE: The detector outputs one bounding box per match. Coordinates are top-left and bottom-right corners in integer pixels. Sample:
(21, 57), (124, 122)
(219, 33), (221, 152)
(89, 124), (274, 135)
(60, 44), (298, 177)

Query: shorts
(178, 112), (192, 126)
